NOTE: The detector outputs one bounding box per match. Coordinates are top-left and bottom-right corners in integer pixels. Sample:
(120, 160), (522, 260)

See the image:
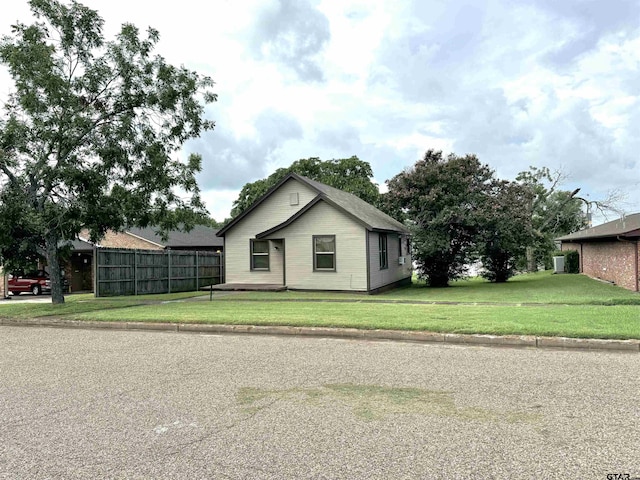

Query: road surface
(1, 326), (638, 479)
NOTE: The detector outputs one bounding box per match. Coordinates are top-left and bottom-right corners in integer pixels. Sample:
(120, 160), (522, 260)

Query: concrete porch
(203, 283), (287, 292)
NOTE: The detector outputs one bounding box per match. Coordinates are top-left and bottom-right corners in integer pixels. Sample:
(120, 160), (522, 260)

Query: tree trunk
(526, 246), (536, 273)
(44, 232), (65, 304)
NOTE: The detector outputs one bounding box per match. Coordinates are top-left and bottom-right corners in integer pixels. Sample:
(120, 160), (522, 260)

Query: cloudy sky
(1, 0), (639, 223)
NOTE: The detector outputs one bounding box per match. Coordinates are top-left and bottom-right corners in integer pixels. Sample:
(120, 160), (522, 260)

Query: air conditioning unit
(398, 256), (405, 265)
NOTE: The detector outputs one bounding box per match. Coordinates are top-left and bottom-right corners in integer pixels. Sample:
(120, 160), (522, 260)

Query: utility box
(553, 256), (565, 274)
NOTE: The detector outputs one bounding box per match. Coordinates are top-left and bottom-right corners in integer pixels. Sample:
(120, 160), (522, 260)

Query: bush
(564, 250), (580, 274)
(552, 250), (580, 274)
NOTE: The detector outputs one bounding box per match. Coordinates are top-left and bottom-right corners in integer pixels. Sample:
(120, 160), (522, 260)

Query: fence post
(167, 249), (171, 294)
(94, 247), (99, 297)
(196, 251), (199, 291)
(134, 249), (138, 296)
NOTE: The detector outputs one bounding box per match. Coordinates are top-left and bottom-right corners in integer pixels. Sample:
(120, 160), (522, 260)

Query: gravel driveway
(1, 327), (638, 479)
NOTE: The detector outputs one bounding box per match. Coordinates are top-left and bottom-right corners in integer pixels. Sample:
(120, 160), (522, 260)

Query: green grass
(69, 301), (640, 340)
(1, 272), (639, 339)
(222, 271), (640, 305)
(0, 291), (206, 319)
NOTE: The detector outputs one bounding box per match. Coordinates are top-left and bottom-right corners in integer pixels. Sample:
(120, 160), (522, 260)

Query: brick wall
(562, 241), (639, 291)
(98, 231), (163, 250)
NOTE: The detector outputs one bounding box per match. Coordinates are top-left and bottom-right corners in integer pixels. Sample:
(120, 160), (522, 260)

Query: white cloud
(200, 189), (239, 222)
(1, 0), (639, 223)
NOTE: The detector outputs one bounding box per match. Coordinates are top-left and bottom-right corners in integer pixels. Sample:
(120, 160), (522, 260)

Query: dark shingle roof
(557, 213), (640, 241)
(63, 239), (94, 252)
(299, 175), (408, 233)
(218, 172), (408, 237)
(126, 225), (223, 248)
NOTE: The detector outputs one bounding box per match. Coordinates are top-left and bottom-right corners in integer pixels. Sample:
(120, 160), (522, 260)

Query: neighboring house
(65, 239), (95, 292)
(216, 173), (412, 293)
(81, 225), (224, 252)
(65, 225), (222, 293)
(0, 226), (223, 296)
(558, 213), (640, 292)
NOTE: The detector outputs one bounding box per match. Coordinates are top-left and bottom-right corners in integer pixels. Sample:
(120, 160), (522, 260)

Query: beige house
(216, 173), (412, 293)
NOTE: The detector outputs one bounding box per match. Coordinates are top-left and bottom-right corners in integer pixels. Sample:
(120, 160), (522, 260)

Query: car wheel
(31, 284), (42, 296)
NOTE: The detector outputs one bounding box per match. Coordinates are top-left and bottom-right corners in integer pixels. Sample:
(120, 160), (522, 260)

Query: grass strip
(70, 301), (640, 340)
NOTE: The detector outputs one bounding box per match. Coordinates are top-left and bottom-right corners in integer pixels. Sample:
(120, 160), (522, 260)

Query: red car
(8, 270), (52, 296)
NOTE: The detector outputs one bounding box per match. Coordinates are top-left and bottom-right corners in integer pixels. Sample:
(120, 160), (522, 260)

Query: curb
(1, 318), (639, 352)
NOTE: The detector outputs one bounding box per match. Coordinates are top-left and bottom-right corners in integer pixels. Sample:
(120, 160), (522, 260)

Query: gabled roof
(126, 225), (223, 248)
(557, 213), (640, 241)
(62, 238), (94, 252)
(217, 172), (409, 237)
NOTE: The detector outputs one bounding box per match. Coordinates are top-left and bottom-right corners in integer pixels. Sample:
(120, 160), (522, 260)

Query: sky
(1, 0), (639, 224)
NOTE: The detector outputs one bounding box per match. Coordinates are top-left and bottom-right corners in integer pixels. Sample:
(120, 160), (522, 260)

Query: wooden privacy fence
(95, 248), (223, 297)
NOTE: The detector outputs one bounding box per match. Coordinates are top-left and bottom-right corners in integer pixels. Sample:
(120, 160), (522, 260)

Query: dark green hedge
(553, 249), (580, 274)
(565, 250), (580, 274)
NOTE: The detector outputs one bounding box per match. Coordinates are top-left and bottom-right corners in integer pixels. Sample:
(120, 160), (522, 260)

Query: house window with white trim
(379, 233), (388, 270)
(251, 239), (269, 270)
(313, 235), (336, 271)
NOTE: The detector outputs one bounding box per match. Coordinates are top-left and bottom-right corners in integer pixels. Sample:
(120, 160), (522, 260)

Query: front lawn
(70, 301), (640, 340)
(1, 272), (639, 340)
(221, 271), (640, 305)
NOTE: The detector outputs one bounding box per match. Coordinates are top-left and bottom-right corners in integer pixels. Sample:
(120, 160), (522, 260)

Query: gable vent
(290, 193), (299, 206)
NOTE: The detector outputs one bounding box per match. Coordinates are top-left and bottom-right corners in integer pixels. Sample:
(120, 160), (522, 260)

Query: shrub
(564, 250), (580, 274)
(552, 250), (580, 274)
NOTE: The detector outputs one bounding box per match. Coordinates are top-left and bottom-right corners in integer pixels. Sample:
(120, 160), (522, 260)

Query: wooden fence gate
(95, 248), (223, 297)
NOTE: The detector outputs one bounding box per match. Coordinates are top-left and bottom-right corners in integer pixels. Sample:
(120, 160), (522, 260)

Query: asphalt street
(0, 326), (638, 479)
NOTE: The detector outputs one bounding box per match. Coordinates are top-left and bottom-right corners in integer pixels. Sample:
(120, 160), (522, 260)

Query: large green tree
(386, 150), (495, 287)
(0, 0), (216, 303)
(230, 156), (382, 218)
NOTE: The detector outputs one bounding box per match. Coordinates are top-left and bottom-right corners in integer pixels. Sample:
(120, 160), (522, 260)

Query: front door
(270, 239), (286, 286)
(70, 253), (93, 292)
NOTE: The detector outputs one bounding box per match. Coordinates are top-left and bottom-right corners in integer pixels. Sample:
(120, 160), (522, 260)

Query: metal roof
(557, 213), (640, 241)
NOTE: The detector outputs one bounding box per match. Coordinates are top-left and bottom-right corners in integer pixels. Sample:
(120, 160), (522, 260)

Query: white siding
(225, 179), (317, 284)
(263, 201), (368, 291)
(368, 231), (412, 290)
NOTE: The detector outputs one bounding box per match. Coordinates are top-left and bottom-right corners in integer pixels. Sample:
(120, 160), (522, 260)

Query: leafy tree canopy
(0, 0), (216, 303)
(386, 150), (496, 287)
(478, 180), (534, 282)
(230, 156), (382, 218)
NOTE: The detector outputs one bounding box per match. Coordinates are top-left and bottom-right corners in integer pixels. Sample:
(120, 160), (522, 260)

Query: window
(251, 239), (269, 270)
(313, 235), (336, 271)
(379, 233), (388, 269)
(398, 235), (403, 257)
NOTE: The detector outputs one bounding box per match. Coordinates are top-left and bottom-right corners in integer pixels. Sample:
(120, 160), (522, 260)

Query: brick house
(66, 225), (223, 293)
(557, 213), (640, 292)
